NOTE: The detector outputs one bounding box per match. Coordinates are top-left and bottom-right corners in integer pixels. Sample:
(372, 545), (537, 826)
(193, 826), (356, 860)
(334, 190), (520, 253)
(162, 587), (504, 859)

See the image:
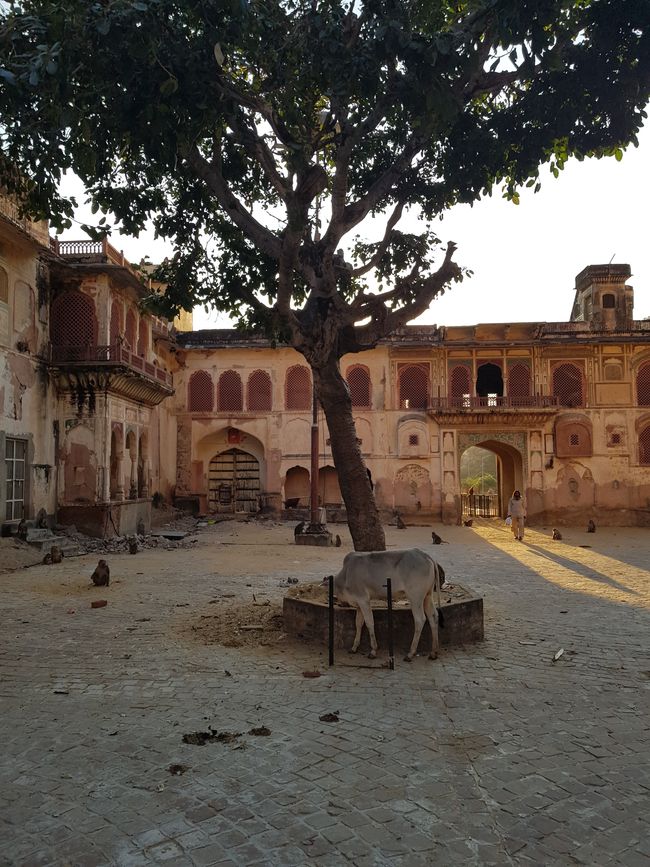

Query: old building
(0, 196), (180, 536)
(2, 190), (649, 533)
(173, 265), (650, 527)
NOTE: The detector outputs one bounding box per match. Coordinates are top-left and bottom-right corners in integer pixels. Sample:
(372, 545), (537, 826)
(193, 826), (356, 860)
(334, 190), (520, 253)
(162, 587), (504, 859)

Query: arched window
(639, 426), (650, 465)
(0, 266), (8, 303)
(188, 370), (214, 412)
(125, 309), (137, 349)
(552, 363), (584, 407)
(636, 362), (650, 406)
(476, 362), (503, 399)
(137, 318), (149, 357)
(449, 365), (471, 405)
(285, 365), (312, 410)
(602, 294), (616, 309)
(218, 370), (243, 412)
(398, 364), (429, 409)
(508, 363), (531, 402)
(110, 301), (123, 345)
(247, 369), (272, 411)
(346, 365), (371, 409)
(51, 291), (97, 348)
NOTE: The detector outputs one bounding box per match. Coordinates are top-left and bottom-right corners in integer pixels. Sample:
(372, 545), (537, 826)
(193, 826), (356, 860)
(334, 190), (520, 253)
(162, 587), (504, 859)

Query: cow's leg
(350, 607), (365, 654)
(405, 600), (426, 662)
(357, 599), (378, 658)
(424, 592), (439, 660)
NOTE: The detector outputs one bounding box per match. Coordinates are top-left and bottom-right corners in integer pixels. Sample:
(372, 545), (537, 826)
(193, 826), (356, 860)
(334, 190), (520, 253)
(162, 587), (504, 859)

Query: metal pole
(328, 574), (334, 667)
(386, 578), (394, 671)
(310, 383), (320, 528)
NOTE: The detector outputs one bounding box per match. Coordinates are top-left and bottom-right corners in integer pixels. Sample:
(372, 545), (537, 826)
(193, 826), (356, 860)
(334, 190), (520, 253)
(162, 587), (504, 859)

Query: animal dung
(91, 600), (108, 609)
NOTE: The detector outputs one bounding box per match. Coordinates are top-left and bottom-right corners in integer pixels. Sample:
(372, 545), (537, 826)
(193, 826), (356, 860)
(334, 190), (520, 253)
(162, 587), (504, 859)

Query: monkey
(335, 534), (341, 547)
(43, 545), (63, 565)
(552, 528), (563, 540)
(293, 521), (305, 539)
(128, 537), (138, 554)
(587, 519), (596, 533)
(463, 519), (473, 527)
(395, 513), (406, 529)
(91, 559), (110, 587)
(431, 531), (448, 544)
(16, 519), (28, 541)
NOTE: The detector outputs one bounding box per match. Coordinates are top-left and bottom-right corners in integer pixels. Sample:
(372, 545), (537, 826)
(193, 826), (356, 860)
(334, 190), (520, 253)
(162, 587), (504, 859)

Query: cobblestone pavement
(1, 520), (649, 867)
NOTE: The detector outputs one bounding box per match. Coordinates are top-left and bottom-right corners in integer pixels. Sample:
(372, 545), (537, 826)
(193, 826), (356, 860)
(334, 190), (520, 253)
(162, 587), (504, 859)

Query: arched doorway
(319, 466), (342, 506)
(459, 437), (524, 518)
(284, 466), (310, 508)
(208, 448), (260, 513)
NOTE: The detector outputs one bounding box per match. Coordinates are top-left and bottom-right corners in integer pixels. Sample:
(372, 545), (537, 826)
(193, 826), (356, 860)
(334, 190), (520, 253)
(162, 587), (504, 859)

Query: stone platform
(283, 582), (484, 655)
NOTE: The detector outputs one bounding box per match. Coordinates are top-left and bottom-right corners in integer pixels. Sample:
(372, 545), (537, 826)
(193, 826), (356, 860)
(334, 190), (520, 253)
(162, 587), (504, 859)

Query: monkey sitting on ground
(463, 519), (473, 527)
(128, 537), (138, 554)
(335, 534), (341, 547)
(91, 559), (110, 587)
(552, 528), (563, 541)
(395, 513), (406, 529)
(587, 519), (596, 533)
(293, 521), (305, 540)
(43, 545), (63, 565)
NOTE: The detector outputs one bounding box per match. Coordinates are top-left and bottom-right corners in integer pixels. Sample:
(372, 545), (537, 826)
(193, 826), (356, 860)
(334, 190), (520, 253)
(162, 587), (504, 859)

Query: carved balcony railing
(49, 343), (173, 388)
(429, 395), (559, 410)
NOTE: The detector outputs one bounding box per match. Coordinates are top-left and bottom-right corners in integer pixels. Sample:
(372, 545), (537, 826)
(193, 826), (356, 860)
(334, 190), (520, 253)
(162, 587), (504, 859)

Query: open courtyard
(1, 519), (649, 867)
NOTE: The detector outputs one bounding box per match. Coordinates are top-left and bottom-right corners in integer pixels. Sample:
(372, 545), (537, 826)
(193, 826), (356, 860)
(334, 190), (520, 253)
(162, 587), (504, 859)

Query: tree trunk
(312, 356), (386, 552)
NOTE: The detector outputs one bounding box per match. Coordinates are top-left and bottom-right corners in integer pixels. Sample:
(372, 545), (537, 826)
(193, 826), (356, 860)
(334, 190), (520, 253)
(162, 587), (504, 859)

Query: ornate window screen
(636, 363), (650, 406)
(51, 291), (97, 347)
(125, 309), (137, 349)
(188, 370), (214, 412)
(0, 266), (8, 303)
(552, 363), (584, 407)
(110, 302), (123, 345)
(247, 369), (272, 411)
(218, 370), (243, 412)
(285, 365), (312, 410)
(508, 363), (531, 399)
(639, 426), (650, 465)
(346, 365), (371, 408)
(449, 365), (471, 405)
(398, 364), (429, 409)
(137, 318), (149, 357)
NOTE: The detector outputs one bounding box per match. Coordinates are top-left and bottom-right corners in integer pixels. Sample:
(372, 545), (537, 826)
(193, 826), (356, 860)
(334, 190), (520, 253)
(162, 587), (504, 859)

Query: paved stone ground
(1, 519), (649, 867)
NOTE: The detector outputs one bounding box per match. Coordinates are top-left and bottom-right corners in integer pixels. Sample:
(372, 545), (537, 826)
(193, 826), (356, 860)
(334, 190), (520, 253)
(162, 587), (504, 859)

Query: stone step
(27, 534), (83, 557)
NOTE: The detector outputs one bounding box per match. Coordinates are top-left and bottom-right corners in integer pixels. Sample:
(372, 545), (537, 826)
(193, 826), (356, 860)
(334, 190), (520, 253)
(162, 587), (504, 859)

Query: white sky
(59, 123), (650, 329)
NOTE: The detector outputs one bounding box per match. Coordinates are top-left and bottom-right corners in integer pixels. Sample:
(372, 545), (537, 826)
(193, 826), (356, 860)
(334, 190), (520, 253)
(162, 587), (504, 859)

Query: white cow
(329, 548), (444, 662)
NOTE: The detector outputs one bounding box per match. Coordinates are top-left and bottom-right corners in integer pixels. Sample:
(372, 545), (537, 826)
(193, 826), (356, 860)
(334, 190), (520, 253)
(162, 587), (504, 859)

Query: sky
(59, 123), (650, 330)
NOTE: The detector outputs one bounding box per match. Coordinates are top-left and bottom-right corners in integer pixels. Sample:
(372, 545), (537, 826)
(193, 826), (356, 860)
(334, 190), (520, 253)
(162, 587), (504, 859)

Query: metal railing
(430, 395), (559, 410)
(49, 343), (173, 387)
(462, 493), (499, 517)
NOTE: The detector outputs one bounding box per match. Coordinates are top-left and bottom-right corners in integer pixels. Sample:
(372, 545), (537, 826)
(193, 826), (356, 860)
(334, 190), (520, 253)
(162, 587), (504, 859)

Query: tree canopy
(1, 0), (648, 549)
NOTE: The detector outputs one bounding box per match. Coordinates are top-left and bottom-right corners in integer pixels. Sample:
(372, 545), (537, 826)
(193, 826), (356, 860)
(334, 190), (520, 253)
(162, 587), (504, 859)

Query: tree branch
(185, 144), (282, 262)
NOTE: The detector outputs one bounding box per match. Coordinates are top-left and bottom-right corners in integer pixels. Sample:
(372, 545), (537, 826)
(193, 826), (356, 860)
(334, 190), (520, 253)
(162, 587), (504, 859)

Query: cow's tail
(434, 561), (444, 627)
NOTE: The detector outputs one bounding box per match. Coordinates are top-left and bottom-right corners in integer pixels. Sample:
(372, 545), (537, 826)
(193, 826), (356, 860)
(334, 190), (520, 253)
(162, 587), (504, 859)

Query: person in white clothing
(507, 490), (526, 541)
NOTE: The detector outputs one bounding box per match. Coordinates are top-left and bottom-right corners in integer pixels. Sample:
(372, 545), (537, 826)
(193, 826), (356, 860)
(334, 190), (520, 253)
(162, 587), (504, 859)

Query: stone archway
(458, 432), (526, 518)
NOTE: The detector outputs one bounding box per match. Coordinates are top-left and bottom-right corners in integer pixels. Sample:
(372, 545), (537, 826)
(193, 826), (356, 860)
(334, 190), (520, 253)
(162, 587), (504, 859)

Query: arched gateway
(458, 432), (526, 518)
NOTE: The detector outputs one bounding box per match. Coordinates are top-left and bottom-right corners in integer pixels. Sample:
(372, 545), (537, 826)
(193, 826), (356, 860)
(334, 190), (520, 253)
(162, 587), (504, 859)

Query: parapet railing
(429, 395), (560, 410)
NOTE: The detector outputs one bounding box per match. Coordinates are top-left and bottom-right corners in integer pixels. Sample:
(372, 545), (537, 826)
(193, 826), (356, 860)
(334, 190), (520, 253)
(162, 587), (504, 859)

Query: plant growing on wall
(1, 0), (648, 549)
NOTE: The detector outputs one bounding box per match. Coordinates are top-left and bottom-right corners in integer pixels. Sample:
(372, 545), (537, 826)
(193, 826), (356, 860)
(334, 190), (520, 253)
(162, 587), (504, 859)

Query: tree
(1, 0), (648, 550)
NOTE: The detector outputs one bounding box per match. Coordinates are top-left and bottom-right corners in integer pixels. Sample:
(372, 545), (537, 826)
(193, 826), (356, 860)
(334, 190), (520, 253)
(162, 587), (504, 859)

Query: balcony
(49, 343), (174, 406)
(428, 394), (559, 425)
